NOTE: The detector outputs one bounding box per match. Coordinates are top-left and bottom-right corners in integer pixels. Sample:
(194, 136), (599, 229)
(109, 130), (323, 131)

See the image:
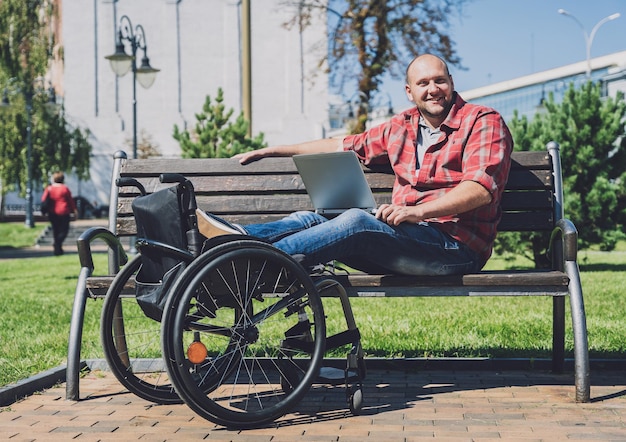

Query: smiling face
(405, 55), (455, 128)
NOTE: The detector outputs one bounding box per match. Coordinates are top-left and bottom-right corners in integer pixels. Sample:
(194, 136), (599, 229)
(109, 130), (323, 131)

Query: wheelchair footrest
(317, 366), (362, 385)
(317, 366), (345, 384)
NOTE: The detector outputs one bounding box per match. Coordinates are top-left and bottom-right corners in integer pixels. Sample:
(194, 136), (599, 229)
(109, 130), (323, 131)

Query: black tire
(161, 239), (326, 429)
(100, 255), (181, 404)
(348, 384), (363, 415)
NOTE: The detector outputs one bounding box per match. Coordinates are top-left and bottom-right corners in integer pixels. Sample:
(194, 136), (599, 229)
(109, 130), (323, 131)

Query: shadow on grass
(579, 262), (626, 272)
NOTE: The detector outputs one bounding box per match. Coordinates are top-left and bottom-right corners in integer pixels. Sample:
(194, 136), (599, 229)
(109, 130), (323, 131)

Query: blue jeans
(243, 209), (482, 276)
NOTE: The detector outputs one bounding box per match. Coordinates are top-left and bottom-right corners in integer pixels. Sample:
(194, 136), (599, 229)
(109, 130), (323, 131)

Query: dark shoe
(196, 209), (246, 239)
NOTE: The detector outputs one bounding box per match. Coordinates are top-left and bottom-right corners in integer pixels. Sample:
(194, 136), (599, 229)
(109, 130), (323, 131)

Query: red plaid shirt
(343, 93), (513, 265)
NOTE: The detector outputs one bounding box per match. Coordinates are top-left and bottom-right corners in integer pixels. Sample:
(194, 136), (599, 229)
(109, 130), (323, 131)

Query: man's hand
(376, 204), (425, 225)
(234, 147), (274, 165)
(376, 181), (492, 226)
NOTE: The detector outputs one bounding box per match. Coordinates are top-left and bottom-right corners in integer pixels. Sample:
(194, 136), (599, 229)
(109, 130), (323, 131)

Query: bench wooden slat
(119, 160), (552, 191)
(337, 270), (569, 287)
(500, 190), (552, 210)
(118, 190), (553, 212)
(120, 173), (396, 194)
(498, 211), (554, 231)
(116, 213), (305, 236)
(508, 151), (552, 169)
(339, 286), (569, 297)
(118, 171), (551, 197)
(119, 188), (553, 211)
(85, 269), (569, 300)
(120, 156), (300, 175)
(118, 193), (395, 215)
(114, 203), (554, 237)
(118, 184), (553, 211)
(505, 169), (552, 190)
(118, 151), (553, 175)
(115, 209), (555, 236)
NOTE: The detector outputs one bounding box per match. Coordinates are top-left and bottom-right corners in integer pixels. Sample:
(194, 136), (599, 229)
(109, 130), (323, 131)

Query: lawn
(0, 222), (625, 387)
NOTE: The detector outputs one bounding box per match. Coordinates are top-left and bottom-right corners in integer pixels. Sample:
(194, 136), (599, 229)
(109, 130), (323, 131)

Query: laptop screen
(293, 151), (377, 215)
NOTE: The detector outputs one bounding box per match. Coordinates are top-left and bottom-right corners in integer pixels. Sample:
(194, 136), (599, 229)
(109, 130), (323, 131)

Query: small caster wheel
(348, 384), (363, 414)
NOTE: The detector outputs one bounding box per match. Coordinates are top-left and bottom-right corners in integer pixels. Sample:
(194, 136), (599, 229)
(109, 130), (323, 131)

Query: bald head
(404, 54), (455, 128)
(405, 54), (451, 85)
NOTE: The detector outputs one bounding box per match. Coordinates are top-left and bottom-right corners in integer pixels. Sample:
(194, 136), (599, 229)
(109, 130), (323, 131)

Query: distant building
(459, 51), (626, 122)
(38, 0), (329, 211)
(63, 0), (330, 207)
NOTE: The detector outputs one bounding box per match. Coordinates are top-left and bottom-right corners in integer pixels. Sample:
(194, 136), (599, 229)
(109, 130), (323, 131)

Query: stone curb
(0, 363), (82, 407)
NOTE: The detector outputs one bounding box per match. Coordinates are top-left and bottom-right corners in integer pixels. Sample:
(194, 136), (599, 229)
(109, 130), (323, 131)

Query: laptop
(293, 151), (378, 216)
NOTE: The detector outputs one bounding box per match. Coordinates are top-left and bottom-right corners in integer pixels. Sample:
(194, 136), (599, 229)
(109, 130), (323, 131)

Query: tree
(173, 88), (267, 158)
(0, 0), (91, 197)
(500, 81), (626, 266)
(281, 0), (466, 133)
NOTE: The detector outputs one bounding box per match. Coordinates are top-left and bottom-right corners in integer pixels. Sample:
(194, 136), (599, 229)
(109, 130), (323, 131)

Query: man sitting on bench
(197, 54), (513, 276)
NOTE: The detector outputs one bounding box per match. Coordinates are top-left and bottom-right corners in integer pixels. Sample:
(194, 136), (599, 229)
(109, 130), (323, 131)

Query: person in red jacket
(41, 171), (78, 255)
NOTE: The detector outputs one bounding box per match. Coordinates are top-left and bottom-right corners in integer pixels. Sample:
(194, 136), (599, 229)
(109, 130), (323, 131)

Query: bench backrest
(111, 150), (557, 238)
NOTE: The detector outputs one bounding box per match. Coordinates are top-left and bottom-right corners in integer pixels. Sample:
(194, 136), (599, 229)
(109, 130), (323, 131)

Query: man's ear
(405, 84), (414, 102)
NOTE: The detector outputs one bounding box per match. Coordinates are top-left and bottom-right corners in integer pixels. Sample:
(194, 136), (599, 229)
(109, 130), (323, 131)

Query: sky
(381, 0), (626, 111)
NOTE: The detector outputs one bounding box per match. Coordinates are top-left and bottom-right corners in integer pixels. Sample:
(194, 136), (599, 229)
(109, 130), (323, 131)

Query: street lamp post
(558, 9), (621, 79)
(105, 15), (159, 159)
(24, 91), (34, 228)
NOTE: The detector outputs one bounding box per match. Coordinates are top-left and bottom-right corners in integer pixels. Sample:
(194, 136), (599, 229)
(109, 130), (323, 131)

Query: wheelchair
(100, 173), (365, 428)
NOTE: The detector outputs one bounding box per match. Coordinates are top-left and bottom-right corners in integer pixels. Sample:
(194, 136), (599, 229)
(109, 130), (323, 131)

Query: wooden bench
(67, 142), (589, 403)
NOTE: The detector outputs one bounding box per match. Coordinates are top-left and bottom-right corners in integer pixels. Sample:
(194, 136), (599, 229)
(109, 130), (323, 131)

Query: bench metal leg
(552, 297), (565, 373)
(566, 260), (590, 403)
(551, 217), (589, 402)
(66, 266), (92, 401)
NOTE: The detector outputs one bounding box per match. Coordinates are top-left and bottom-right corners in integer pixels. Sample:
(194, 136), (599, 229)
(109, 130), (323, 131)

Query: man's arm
(377, 180), (492, 226)
(235, 137), (344, 164)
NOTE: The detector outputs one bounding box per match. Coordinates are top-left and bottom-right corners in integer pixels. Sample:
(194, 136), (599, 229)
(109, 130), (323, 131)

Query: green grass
(0, 221), (45, 249)
(1, 221), (625, 387)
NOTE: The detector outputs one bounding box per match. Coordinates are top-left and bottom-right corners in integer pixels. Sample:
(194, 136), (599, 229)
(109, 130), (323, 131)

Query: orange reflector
(187, 341), (208, 364)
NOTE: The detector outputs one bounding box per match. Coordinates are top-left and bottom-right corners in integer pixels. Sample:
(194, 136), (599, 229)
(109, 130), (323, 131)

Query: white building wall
(61, 0), (329, 206)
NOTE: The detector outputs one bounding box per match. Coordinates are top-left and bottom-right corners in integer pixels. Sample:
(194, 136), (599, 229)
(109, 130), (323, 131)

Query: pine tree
(173, 88), (266, 158)
(501, 81), (626, 266)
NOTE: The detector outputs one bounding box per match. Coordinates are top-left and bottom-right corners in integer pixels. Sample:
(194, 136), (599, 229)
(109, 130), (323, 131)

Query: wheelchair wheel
(161, 239), (326, 429)
(101, 254), (181, 404)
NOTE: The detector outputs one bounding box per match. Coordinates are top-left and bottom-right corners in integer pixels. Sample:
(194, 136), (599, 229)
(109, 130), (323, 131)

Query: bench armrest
(76, 226), (128, 272)
(549, 218), (578, 264)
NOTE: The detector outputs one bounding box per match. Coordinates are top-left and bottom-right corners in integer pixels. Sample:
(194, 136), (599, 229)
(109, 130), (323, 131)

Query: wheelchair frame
(99, 173), (365, 428)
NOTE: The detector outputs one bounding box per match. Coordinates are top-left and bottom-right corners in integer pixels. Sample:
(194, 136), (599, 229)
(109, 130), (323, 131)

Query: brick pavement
(2, 368), (626, 441)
